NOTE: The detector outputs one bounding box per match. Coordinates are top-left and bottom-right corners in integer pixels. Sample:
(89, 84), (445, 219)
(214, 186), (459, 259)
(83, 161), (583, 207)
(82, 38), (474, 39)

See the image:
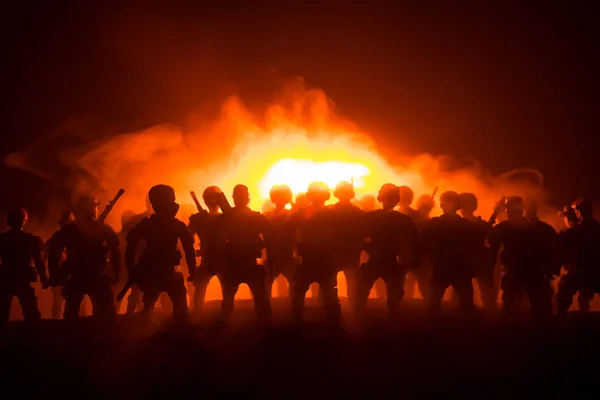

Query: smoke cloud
(4, 79), (560, 232)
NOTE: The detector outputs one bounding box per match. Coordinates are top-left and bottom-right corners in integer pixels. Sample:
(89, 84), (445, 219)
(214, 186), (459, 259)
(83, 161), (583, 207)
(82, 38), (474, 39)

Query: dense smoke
(4, 80), (559, 233)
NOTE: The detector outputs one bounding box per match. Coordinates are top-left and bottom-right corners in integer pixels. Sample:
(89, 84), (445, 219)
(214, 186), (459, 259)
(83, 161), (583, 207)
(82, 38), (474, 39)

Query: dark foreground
(1, 298), (599, 399)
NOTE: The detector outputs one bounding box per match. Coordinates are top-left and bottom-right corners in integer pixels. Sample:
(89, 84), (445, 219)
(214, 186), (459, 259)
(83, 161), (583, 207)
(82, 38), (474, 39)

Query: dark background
(2, 2), (598, 216)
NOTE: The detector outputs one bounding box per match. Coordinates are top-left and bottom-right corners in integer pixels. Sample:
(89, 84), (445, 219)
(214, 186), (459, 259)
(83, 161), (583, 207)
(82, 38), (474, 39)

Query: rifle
(99, 189), (125, 223)
(190, 191), (204, 213)
(116, 270), (136, 302)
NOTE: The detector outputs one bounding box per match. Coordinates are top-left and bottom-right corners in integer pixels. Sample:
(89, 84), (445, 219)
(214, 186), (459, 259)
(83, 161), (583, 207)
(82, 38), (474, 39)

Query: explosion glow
(259, 158), (370, 200)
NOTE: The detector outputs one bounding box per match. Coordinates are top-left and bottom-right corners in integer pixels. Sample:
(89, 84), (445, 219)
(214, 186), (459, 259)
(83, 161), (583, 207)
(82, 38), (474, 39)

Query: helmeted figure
(488, 196), (555, 317)
(459, 192), (497, 309)
(45, 211), (74, 319)
(556, 199), (600, 314)
(283, 182), (341, 322)
(400, 186), (431, 302)
(119, 198), (153, 315)
(293, 192), (319, 300)
(0, 208), (48, 328)
(356, 184), (418, 318)
(188, 186), (227, 313)
(331, 181), (365, 312)
(125, 185), (196, 323)
(263, 184), (296, 299)
(47, 196), (121, 322)
(219, 184), (272, 323)
(421, 191), (477, 316)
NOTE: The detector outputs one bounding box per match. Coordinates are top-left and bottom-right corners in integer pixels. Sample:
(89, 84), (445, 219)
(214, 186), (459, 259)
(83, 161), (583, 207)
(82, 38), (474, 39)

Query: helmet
(334, 181), (355, 201)
(294, 193), (310, 210)
(75, 195), (100, 219)
(269, 184), (293, 206)
(505, 195), (524, 209)
(148, 185), (176, 207)
(358, 194), (377, 211)
(203, 186), (223, 207)
(398, 186), (414, 206)
(459, 192), (478, 212)
(232, 184), (249, 198)
(7, 208), (28, 229)
(306, 182), (331, 204)
(440, 191), (460, 212)
(377, 184), (400, 205)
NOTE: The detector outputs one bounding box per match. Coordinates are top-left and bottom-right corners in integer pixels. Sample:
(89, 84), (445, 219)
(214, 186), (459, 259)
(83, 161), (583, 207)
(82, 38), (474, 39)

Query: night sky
(2, 2), (598, 216)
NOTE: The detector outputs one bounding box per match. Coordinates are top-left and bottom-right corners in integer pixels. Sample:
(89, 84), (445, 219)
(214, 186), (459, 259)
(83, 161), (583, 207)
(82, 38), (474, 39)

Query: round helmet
(294, 193), (310, 210)
(359, 194), (377, 211)
(148, 185), (176, 207)
(377, 183), (400, 205)
(75, 195), (100, 219)
(459, 192), (478, 212)
(7, 208), (28, 228)
(398, 186), (414, 206)
(232, 184), (250, 198)
(269, 184), (293, 206)
(203, 186), (223, 207)
(334, 181), (355, 201)
(506, 195), (524, 209)
(440, 191), (460, 212)
(306, 181), (331, 204)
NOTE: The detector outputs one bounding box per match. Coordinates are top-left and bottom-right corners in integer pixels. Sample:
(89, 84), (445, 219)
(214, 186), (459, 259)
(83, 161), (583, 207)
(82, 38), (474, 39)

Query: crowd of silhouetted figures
(1, 179), (599, 329)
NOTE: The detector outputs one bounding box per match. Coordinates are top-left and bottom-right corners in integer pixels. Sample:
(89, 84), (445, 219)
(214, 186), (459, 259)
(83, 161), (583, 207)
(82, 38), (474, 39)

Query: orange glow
(186, 132), (420, 210)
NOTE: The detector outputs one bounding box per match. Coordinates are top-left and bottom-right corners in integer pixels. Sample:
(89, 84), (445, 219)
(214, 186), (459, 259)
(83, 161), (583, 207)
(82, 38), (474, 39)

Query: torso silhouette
(127, 214), (192, 269)
(0, 229), (43, 281)
(364, 209), (417, 263)
(51, 221), (118, 277)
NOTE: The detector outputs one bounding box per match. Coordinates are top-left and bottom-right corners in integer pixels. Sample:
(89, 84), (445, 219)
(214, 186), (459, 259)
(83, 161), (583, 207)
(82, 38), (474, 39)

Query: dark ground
(1, 298), (599, 399)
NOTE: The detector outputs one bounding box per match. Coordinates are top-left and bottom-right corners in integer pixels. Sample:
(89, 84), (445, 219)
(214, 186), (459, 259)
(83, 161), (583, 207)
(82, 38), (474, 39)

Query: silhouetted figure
(421, 191), (477, 316)
(45, 211), (74, 319)
(459, 192), (497, 309)
(120, 201), (152, 315)
(356, 184), (418, 318)
(263, 184), (295, 299)
(125, 185), (195, 323)
(556, 199), (600, 314)
(219, 185), (272, 323)
(0, 209), (48, 328)
(188, 186), (227, 313)
(401, 186), (431, 302)
(284, 182), (341, 322)
(358, 195), (385, 299)
(488, 196), (554, 318)
(47, 196), (120, 323)
(331, 181), (365, 312)
(293, 193), (320, 300)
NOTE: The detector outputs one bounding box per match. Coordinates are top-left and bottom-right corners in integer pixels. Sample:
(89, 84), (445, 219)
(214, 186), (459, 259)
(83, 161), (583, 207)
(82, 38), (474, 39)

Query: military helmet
(377, 183), (400, 205)
(77, 195), (100, 209)
(232, 184), (250, 198)
(306, 181), (331, 204)
(148, 185), (176, 207)
(398, 185), (414, 205)
(269, 184), (293, 205)
(203, 185), (222, 200)
(7, 208), (28, 228)
(334, 181), (355, 200)
(505, 195), (524, 209)
(459, 192), (478, 212)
